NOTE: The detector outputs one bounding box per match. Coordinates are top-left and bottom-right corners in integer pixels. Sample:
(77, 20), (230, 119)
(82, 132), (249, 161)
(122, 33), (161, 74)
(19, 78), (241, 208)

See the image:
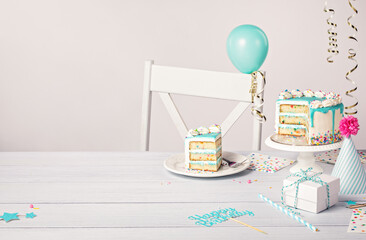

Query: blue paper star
(0, 212), (19, 222)
(26, 212), (37, 219)
(347, 200), (357, 205)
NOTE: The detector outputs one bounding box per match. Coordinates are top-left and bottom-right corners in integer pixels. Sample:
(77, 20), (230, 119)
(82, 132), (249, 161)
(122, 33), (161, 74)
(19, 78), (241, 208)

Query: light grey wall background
(0, 0), (365, 151)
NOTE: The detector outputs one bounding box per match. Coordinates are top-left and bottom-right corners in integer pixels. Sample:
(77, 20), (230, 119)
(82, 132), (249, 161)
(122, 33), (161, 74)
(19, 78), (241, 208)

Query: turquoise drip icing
(185, 132), (220, 140)
(309, 103), (344, 128)
(278, 124), (308, 133)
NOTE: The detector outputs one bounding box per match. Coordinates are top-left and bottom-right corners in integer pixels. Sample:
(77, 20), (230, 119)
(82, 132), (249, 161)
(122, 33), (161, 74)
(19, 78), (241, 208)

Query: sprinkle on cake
(185, 124), (222, 172)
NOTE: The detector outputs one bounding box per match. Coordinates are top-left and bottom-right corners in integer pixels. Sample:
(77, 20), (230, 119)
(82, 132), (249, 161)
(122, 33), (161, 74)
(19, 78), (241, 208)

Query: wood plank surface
(0, 152), (364, 239)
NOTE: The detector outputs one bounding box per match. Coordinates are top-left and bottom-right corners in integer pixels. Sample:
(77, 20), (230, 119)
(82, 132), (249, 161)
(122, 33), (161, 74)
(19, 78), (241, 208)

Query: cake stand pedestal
(265, 136), (343, 173)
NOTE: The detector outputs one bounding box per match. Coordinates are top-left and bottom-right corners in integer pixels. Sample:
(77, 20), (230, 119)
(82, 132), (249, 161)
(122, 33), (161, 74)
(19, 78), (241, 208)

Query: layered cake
(185, 125), (222, 171)
(276, 89), (344, 145)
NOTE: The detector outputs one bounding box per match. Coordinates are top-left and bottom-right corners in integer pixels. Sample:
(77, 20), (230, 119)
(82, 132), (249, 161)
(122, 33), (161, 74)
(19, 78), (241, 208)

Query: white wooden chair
(140, 60), (265, 151)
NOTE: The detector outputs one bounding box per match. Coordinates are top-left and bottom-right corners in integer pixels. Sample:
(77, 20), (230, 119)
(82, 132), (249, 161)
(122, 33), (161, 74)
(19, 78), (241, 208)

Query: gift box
(283, 173), (340, 213)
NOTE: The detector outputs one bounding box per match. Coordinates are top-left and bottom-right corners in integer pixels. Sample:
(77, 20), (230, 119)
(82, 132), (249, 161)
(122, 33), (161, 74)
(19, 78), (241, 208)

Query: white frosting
(277, 89), (342, 108)
(186, 124), (221, 137)
(303, 89), (314, 97)
(279, 91), (292, 99)
(291, 89), (303, 98)
(186, 129), (199, 137)
(314, 91), (325, 98)
(209, 124), (221, 133)
(322, 99), (334, 107)
(197, 126), (210, 135)
(310, 100), (323, 108)
(325, 92), (336, 99)
(335, 95), (342, 104)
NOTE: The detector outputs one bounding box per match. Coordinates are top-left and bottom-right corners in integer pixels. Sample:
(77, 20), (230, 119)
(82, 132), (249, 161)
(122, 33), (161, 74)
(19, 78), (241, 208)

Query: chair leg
(252, 120), (262, 151)
(140, 60), (154, 151)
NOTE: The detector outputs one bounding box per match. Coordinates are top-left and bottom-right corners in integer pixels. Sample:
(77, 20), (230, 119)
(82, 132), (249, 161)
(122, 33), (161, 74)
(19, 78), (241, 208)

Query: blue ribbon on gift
(281, 167), (330, 214)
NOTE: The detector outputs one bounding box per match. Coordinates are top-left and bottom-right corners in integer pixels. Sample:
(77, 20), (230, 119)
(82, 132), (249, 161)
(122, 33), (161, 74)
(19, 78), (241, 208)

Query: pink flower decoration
(339, 116), (359, 137)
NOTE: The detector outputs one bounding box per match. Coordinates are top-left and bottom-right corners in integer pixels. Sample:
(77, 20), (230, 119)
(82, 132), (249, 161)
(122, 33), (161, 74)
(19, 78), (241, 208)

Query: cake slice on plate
(185, 125), (222, 171)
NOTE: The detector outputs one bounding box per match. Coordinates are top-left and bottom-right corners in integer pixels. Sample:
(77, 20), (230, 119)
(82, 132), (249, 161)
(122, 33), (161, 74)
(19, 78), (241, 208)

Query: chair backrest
(140, 60), (264, 151)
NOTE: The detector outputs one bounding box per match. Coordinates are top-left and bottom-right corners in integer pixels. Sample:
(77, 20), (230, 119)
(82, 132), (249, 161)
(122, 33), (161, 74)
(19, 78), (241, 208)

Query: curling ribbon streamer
(324, 1), (339, 63)
(345, 0), (358, 115)
(250, 71), (266, 122)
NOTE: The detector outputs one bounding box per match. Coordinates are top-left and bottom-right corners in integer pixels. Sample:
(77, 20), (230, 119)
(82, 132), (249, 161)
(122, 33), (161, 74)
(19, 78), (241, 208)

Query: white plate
(164, 151), (250, 178)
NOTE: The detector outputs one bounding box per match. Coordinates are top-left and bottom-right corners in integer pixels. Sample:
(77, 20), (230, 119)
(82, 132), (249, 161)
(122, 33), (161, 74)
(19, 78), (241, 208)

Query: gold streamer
(250, 71), (266, 122)
(345, 0), (358, 115)
(324, 1), (339, 63)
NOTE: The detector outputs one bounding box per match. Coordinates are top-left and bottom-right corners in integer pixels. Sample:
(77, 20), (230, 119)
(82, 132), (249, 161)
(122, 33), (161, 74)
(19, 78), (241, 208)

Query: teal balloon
(226, 25), (268, 74)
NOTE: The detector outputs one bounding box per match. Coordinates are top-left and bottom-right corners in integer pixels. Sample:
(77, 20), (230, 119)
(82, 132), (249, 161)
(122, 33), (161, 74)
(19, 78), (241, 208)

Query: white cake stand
(265, 136), (343, 173)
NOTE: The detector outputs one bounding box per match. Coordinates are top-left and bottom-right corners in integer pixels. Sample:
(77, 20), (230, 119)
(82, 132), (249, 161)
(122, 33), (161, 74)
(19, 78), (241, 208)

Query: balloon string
(250, 71), (266, 122)
(345, 0), (358, 115)
(324, 1), (339, 63)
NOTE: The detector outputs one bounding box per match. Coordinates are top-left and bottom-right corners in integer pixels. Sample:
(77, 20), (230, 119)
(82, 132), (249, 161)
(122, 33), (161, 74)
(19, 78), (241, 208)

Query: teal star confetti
(26, 212), (37, 219)
(347, 200), (357, 205)
(0, 212), (19, 222)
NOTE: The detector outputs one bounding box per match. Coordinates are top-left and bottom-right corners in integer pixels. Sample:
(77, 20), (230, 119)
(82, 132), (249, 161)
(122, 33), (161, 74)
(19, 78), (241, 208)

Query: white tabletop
(0, 151), (364, 240)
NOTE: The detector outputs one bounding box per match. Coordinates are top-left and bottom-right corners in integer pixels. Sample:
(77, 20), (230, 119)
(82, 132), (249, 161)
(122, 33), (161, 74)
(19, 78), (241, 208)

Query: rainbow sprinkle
(310, 130), (342, 145)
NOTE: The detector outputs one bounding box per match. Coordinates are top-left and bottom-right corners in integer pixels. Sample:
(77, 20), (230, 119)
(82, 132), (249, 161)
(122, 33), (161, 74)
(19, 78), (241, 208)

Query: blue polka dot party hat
(332, 116), (366, 195)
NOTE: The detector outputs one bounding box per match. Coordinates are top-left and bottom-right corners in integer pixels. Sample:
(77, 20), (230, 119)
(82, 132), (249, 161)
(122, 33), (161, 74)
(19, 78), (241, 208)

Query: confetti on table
(0, 212), (19, 223)
(315, 149), (366, 164)
(247, 153), (295, 173)
(348, 208), (366, 233)
(29, 204), (33, 208)
(25, 212), (37, 219)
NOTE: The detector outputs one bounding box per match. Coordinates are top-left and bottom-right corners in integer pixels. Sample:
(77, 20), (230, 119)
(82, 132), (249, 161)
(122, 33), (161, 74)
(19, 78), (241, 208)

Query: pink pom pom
(339, 116), (359, 137)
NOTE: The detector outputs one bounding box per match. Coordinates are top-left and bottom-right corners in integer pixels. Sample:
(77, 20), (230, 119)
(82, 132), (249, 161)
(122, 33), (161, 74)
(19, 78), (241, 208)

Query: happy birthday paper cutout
(247, 153), (295, 173)
(348, 208), (366, 233)
(188, 208), (254, 227)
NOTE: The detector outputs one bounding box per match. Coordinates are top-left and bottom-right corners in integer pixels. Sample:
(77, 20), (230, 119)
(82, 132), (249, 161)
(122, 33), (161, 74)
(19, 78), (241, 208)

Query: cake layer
(189, 138), (221, 150)
(189, 157), (222, 172)
(279, 116), (308, 126)
(189, 150), (222, 161)
(278, 124), (307, 136)
(280, 104), (309, 114)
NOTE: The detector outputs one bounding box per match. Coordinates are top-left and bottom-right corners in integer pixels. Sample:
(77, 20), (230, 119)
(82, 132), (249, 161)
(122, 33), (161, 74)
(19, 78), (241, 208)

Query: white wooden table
(0, 151), (364, 240)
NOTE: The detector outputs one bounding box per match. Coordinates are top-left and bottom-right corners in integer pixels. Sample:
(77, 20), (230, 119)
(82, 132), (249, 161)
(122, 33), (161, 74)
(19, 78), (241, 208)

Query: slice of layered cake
(185, 125), (222, 171)
(276, 89), (344, 145)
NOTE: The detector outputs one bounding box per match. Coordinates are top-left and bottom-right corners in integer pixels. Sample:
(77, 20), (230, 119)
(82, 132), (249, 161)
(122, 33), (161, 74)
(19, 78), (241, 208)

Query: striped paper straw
(258, 194), (319, 232)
